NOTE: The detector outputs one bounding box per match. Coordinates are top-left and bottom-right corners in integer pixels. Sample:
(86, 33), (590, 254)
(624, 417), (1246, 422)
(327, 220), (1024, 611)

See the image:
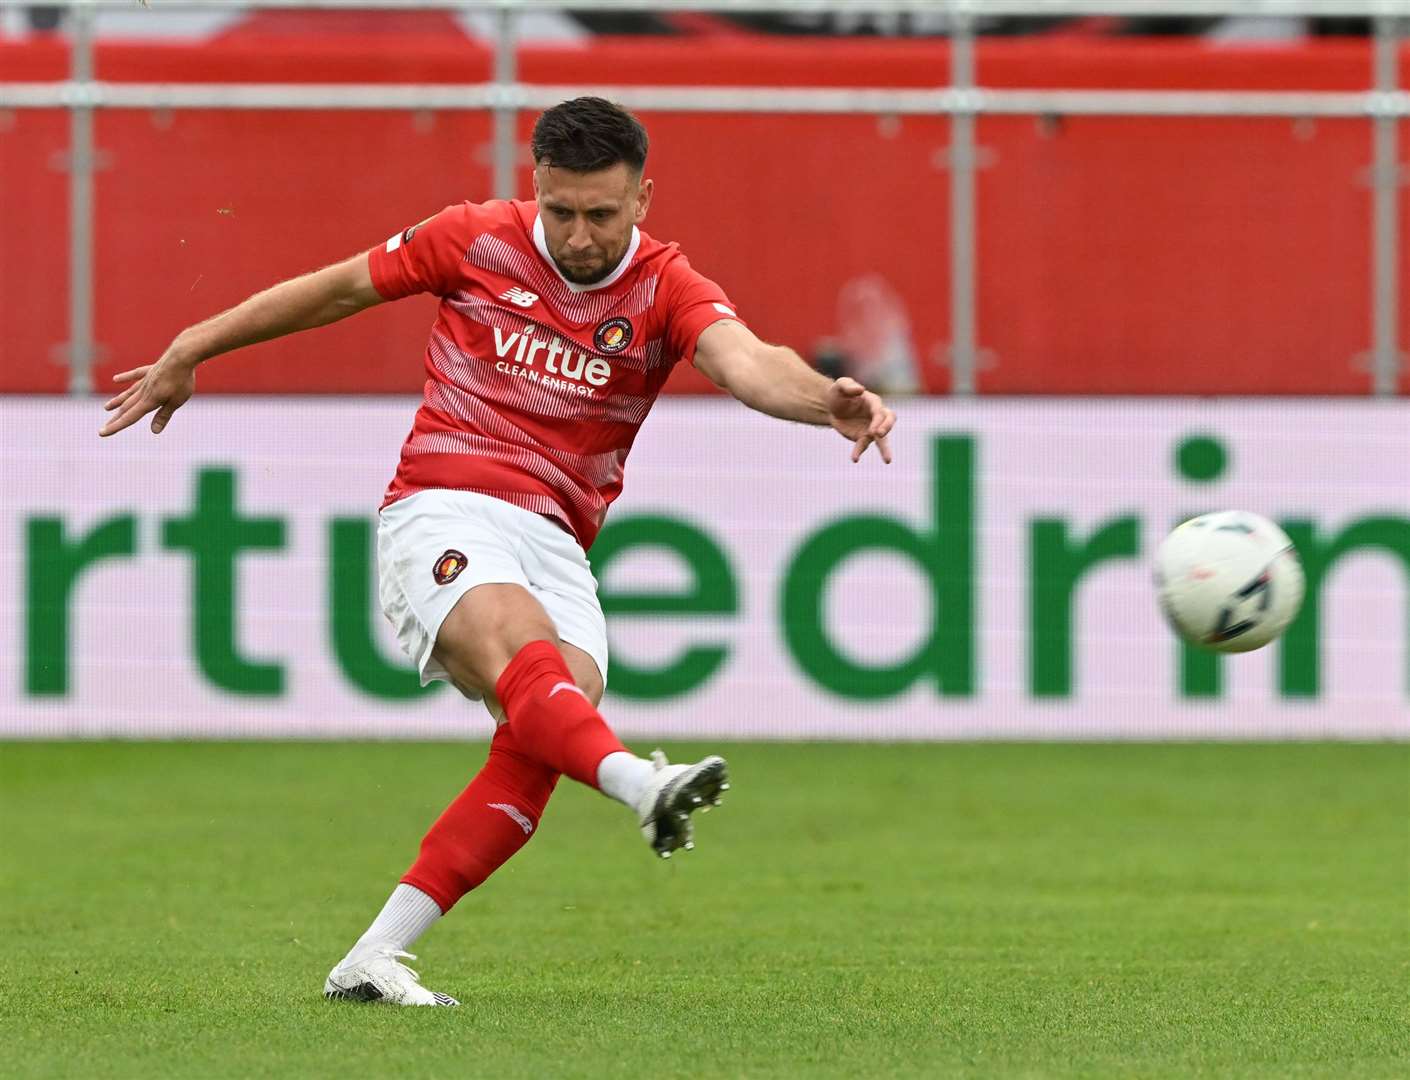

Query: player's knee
(575, 667), (604, 707)
(558, 644), (604, 706)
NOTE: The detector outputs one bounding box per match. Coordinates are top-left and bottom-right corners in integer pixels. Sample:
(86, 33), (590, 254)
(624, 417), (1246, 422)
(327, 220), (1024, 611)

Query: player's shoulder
(633, 230), (720, 297)
(434, 198), (533, 238)
(633, 226), (681, 266)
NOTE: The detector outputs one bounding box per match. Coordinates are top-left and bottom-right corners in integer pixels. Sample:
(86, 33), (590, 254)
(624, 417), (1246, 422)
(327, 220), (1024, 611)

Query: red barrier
(2, 34), (1406, 395)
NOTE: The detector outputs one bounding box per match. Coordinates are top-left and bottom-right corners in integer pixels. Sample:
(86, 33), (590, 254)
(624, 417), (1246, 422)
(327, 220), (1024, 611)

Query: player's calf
(401, 722), (559, 910)
(491, 640), (732, 857)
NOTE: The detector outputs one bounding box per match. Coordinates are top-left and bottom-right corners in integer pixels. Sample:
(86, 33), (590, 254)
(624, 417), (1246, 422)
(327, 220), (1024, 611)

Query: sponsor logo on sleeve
(713, 303), (737, 318)
(593, 317), (634, 354)
(432, 549), (467, 585)
(385, 225), (419, 253)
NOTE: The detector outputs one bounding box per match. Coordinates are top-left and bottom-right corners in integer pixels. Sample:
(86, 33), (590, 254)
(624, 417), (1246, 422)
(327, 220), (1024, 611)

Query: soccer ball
(1154, 510), (1305, 653)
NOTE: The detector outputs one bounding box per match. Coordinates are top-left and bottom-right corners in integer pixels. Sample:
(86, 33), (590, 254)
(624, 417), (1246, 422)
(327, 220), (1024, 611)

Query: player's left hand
(826, 377), (896, 464)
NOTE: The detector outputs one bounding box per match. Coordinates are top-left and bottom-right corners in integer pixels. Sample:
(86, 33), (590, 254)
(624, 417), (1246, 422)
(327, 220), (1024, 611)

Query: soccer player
(99, 97), (896, 1006)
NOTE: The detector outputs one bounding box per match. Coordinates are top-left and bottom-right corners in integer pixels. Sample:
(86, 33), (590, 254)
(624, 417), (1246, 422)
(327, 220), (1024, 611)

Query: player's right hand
(98, 350), (197, 437)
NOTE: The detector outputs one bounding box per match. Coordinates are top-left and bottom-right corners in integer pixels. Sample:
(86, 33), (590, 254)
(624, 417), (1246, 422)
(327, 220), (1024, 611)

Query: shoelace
(650, 749), (669, 770)
(371, 947), (423, 984)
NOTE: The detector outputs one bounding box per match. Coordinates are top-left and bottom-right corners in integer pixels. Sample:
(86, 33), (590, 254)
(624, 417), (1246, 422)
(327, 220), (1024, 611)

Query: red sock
(495, 640), (627, 789)
(400, 723), (559, 913)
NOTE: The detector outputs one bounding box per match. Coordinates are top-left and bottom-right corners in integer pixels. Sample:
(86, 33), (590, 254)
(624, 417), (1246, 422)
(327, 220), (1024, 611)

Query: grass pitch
(1, 741), (1406, 1079)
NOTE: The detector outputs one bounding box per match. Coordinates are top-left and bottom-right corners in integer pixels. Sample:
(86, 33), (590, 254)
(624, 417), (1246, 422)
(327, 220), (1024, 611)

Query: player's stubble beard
(551, 234), (630, 286)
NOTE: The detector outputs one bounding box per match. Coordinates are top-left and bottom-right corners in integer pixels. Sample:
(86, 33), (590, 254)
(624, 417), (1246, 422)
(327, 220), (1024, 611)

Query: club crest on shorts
(432, 549), (467, 585)
(593, 317), (633, 354)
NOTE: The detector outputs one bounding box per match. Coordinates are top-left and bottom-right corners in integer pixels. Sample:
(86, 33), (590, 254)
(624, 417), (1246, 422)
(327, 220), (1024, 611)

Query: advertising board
(4, 399), (1406, 738)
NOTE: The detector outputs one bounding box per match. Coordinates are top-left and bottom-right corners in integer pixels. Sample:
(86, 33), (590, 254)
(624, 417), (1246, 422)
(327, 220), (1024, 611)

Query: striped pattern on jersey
(376, 199), (739, 551)
(466, 233), (661, 326)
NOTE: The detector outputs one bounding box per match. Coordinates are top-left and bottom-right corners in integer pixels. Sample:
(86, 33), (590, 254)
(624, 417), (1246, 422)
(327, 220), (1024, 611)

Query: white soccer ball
(1154, 510), (1305, 653)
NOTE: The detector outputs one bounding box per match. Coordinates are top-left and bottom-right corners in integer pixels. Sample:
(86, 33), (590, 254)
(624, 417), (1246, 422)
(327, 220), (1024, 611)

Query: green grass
(1, 742), (1407, 1079)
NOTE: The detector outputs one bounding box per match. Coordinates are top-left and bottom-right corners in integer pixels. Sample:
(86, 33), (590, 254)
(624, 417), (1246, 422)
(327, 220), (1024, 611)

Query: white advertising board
(3, 398), (1406, 739)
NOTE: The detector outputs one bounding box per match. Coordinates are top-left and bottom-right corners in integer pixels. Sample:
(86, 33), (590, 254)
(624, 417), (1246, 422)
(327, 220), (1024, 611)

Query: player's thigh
(432, 582), (560, 697)
(378, 490), (536, 698)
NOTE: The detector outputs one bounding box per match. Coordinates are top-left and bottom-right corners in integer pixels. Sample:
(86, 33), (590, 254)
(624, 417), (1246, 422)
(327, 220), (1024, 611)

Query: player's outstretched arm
(99, 251), (384, 437)
(693, 319), (896, 464)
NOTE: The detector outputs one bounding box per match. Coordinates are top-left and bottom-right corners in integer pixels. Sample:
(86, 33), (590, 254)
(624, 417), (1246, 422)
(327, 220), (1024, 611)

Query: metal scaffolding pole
(20, 0), (1410, 399)
(948, 11), (978, 396)
(1371, 17), (1404, 396)
(65, 2), (96, 395)
(492, 5), (517, 200)
(6, 82), (1410, 116)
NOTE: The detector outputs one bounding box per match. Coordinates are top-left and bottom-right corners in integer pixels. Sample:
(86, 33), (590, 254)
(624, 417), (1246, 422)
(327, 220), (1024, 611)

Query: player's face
(534, 162), (652, 285)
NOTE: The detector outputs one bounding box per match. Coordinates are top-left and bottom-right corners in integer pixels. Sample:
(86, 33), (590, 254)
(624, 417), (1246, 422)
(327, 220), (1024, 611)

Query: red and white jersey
(368, 199), (740, 550)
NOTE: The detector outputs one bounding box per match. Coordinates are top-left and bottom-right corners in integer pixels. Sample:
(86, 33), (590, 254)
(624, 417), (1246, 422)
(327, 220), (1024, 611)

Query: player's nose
(566, 225), (592, 251)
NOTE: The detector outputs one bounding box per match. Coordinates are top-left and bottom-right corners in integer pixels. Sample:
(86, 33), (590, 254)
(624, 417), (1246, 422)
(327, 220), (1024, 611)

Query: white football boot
(635, 750), (730, 859)
(323, 943), (459, 1006)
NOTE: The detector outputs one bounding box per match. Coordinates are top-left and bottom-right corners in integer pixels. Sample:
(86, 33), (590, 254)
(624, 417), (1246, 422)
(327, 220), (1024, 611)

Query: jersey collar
(532, 214), (640, 294)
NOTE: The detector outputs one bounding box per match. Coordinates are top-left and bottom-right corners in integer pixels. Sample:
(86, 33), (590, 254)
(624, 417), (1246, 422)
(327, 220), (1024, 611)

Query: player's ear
(634, 177), (652, 224)
(531, 168), (541, 198)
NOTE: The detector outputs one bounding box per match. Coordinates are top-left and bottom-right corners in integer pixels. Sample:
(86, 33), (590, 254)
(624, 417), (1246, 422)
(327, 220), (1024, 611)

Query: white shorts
(376, 489), (608, 699)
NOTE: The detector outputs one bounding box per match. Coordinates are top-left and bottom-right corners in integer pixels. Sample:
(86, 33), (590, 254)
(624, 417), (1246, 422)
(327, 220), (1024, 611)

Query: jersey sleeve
(366, 203), (469, 300)
(661, 255), (744, 367)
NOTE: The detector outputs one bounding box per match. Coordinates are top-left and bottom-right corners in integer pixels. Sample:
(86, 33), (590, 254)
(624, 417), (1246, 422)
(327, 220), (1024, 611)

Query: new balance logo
(499, 287), (539, 309)
(548, 681), (588, 701)
(488, 802), (534, 835)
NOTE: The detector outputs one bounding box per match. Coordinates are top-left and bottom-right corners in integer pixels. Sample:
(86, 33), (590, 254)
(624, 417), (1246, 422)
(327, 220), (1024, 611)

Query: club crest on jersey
(593, 317), (633, 355)
(432, 549), (467, 585)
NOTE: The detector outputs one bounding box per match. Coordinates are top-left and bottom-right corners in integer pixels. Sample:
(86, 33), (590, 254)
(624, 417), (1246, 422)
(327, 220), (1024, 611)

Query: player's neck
(531, 215), (640, 294)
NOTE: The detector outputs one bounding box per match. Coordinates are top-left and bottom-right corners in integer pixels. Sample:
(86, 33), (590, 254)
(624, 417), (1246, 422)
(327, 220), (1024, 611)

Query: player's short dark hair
(531, 97), (649, 175)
